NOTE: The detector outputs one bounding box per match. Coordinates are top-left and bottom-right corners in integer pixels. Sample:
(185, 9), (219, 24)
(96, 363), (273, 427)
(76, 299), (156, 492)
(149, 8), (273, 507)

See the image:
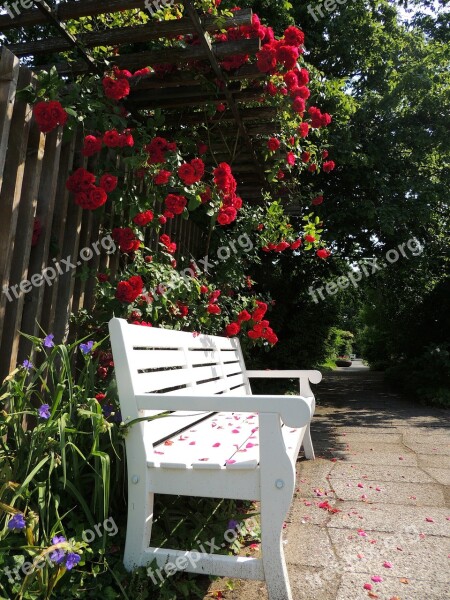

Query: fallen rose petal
(358, 483), (364, 488)
(363, 583), (372, 590)
(400, 578), (409, 584)
(358, 529), (367, 537)
(371, 575), (383, 583)
(368, 593), (379, 599)
(425, 517), (434, 522)
(383, 561), (393, 568)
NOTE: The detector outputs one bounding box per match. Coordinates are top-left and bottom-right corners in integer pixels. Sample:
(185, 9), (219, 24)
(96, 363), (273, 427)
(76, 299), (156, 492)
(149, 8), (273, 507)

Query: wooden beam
(36, 38), (261, 75)
(4, 9), (253, 55)
(130, 88), (264, 110)
(31, 0), (101, 75)
(184, 0), (267, 189)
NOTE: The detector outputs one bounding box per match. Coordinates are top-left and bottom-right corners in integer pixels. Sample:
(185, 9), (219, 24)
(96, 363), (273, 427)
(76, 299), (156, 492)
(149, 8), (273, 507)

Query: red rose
(256, 43), (278, 73)
(112, 227), (140, 253)
(75, 186), (108, 210)
(322, 150), (329, 159)
(33, 100), (68, 133)
(312, 195), (324, 206)
(116, 275), (144, 303)
(165, 194), (187, 215)
(99, 173), (118, 193)
(178, 164), (198, 186)
(291, 86), (310, 100)
(301, 151), (311, 163)
(267, 137), (280, 152)
(133, 210), (154, 226)
(276, 45), (299, 70)
(237, 310), (251, 323)
(113, 66), (132, 79)
(176, 301), (189, 317)
(290, 238), (302, 250)
(284, 26), (305, 47)
(298, 122), (310, 138)
(293, 97), (306, 114)
(286, 152), (296, 166)
(118, 130), (134, 148)
(102, 76), (130, 100)
(308, 163), (317, 172)
(266, 81), (278, 96)
(97, 273), (109, 282)
(207, 304), (221, 315)
(217, 206), (237, 226)
(159, 234), (177, 254)
(103, 130), (121, 148)
(82, 135), (103, 157)
(216, 103), (227, 112)
(198, 143), (208, 155)
(209, 290), (221, 303)
(317, 248), (331, 259)
(323, 160), (336, 173)
(200, 285), (209, 294)
(226, 323), (241, 337)
(154, 170), (172, 185)
(275, 241), (290, 252)
(200, 186), (212, 204)
(158, 215), (167, 225)
(305, 234), (316, 243)
(284, 71), (298, 90)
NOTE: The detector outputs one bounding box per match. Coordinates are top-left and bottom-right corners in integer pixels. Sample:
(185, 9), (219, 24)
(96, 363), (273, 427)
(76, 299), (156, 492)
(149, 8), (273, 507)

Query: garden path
(207, 362), (450, 599)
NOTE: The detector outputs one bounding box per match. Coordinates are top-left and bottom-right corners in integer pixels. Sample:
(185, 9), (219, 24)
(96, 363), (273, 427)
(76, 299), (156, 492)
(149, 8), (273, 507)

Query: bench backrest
(109, 318), (251, 449)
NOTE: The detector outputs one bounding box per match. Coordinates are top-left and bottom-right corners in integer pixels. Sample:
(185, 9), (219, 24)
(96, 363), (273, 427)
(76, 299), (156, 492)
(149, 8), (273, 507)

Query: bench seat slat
(130, 349), (187, 370)
(148, 411), (259, 469)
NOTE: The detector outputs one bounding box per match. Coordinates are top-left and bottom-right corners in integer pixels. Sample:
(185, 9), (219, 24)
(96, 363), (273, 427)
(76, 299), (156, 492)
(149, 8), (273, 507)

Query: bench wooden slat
(131, 349), (188, 370)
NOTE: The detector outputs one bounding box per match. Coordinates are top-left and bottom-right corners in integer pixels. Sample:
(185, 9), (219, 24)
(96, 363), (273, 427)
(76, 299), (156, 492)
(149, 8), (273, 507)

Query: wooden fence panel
(0, 47), (207, 379)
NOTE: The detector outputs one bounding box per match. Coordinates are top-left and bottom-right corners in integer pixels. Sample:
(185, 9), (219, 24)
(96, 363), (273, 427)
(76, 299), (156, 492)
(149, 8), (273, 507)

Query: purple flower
(65, 553), (81, 570)
(38, 404), (51, 420)
(79, 340), (94, 355)
(22, 360), (33, 370)
(52, 535), (66, 545)
(43, 334), (55, 348)
(8, 514), (26, 530)
(228, 519), (239, 531)
(50, 548), (66, 565)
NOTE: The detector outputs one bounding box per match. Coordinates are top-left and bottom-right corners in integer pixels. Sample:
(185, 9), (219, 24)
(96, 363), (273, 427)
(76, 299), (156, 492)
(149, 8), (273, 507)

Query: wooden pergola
(1, 0), (293, 202)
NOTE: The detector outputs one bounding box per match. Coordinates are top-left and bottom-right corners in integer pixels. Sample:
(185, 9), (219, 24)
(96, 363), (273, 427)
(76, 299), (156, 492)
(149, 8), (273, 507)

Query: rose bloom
(298, 122), (310, 138)
(286, 152), (296, 166)
(74, 186), (108, 210)
(178, 163), (198, 186)
(276, 45), (299, 70)
(317, 248), (331, 259)
(66, 167), (96, 193)
(284, 26), (305, 47)
(103, 130), (121, 148)
(154, 170), (172, 185)
(99, 173), (118, 193)
(323, 160), (336, 173)
(217, 206), (237, 226)
(33, 100), (68, 133)
(116, 275), (144, 303)
(293, 97), (306, 114)
(301, 151), (311, 163)
(267, 137), (280, 152)
(133, 210), (154, 226)
(226, 323), (241, 337)
(312, 195), (324, 206)
(207, 304), (221, 315)
(290, 238), (302, 250)
(112, 227), (141, 253)
(165, 194), (187, 215)
(82, 135), (103, 157)
(102, 76), (130, 100)
(295, 67), (309, 86)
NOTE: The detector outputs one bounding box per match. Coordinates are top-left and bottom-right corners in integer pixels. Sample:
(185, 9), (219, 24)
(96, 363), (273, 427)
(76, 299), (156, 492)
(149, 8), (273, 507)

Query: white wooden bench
(109, 317), (321, 600)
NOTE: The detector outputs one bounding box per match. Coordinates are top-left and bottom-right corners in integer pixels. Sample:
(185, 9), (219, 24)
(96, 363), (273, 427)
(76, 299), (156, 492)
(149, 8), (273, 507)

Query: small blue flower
(22, 359), (33, 370)
(43, 334), (55, 348)
(227, 519), (239, 531)
(79, 340), (94, 355)
(38, 404), (51, 420)
(65, 553), (81, 570)
(52, 535), (66, 545)
(8, 514), (26, 531)
(50, 548), (66, 565)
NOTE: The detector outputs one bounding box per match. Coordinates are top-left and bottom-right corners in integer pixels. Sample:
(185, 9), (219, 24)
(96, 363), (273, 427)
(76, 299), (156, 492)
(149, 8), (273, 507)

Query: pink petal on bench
(198, 458), (209, 461)
(226, 460), (236, 465)
(189, 442), (196, 445)
(232, 429), (240, 433)
(213, 443), (221, 447)
(246, 443), (256, 448)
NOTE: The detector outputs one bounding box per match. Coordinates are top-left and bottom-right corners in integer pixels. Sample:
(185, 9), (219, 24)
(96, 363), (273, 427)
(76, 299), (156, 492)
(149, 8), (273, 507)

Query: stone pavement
(206, 361), (450, 600)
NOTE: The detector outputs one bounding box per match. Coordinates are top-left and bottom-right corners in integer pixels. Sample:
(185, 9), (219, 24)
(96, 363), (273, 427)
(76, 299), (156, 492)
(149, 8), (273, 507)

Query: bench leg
(124, 486), (154, 571)
(260, 511), (293, 600)
(302, 423), (315, 460)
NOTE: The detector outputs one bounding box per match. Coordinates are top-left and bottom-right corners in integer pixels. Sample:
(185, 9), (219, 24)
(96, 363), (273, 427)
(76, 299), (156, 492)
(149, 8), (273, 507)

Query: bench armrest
(134, 393), (314, 428)
(246, 370), (322, 398)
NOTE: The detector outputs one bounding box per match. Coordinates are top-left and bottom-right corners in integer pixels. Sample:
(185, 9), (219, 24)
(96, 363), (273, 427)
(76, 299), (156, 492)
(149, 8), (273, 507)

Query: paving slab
(331, 479), (447, 506)
(402, 441), (450, 456)
(335, 432), (403, 443)
(284, 524), (337, 568)
(422, 467), (450, 485)
(328, 529), (450, 582)
(331, 451), (418, 466)
(417, 453), (449, 468)
(324, 501), (450, 536)
(329, 462), (436, 483)
(335, 572), (450, 600)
